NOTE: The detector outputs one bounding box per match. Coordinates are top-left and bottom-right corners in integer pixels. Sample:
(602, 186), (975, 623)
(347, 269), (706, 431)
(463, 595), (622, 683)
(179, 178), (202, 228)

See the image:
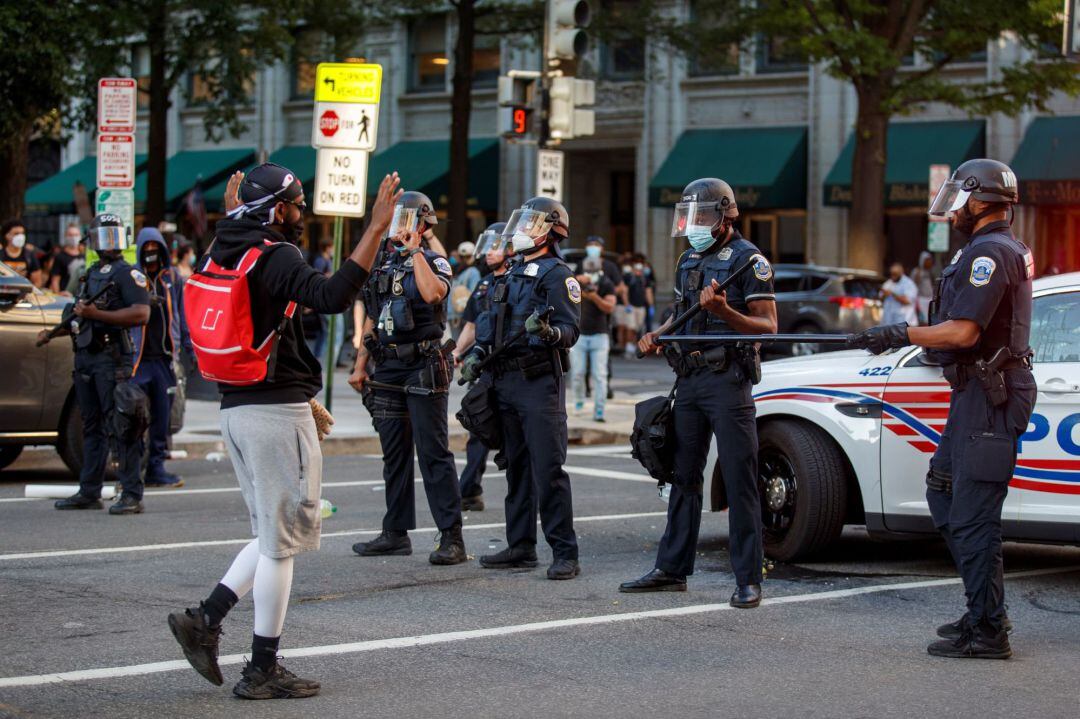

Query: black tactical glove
(525, 309), (558, 343)
(847, 323), (910, 354)
(459, 349), (486, 383)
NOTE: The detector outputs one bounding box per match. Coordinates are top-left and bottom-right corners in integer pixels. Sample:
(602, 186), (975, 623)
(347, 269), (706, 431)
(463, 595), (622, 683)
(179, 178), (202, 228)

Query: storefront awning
(25, 155), (147, 215)
(648, 127), (807, 209)
(368, 138), (500, 211)
(133, 148), (256, 212)
(823, 120), (985, 207)
(1010, 116), (1080, 205)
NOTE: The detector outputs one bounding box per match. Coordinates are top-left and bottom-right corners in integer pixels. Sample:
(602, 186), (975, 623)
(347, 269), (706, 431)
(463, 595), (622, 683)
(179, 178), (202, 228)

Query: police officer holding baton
(849, 159), (1036, 659)
(620, 178), (776, 607)
(41, 214), (151, 515)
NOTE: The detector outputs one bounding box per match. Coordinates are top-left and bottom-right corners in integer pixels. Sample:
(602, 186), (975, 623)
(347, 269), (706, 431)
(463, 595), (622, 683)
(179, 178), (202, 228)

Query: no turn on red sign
(313, 148), (369, 218)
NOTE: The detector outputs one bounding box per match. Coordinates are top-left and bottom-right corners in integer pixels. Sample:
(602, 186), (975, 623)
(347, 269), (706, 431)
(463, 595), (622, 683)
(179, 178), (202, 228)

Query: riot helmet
(670, 178), (738, 241)
(87, 213), (129, 254)
(502, 197), (569, 255)
(474, 222), (508, 259)
(929, 159), (1019, 217)
(388, 191), (438, 237)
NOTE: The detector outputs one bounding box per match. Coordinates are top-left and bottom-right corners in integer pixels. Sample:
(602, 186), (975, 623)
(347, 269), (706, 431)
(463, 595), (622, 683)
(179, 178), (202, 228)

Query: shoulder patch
(717, 247), (733, 261)
(751, 254), (773, 281)
(130, 269), (147, 288)
(565, 277), (582, 303)
(969, 256), (996, 287)
(433, 257), (453, 276)
(524, 263), (540, 277)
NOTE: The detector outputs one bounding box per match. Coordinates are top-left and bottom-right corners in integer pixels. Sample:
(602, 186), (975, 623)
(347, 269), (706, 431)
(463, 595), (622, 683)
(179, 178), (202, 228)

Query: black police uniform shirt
(80, 259), (151, 352)
(2, 247), (39, 279)
(475, 255), (581, 355)
(462, 272), (498, 326)
(672, 231), (775, 342)
(579, 275), (616, 336)
(365, 247), (453, 345)
(926, 220), (1034, 366)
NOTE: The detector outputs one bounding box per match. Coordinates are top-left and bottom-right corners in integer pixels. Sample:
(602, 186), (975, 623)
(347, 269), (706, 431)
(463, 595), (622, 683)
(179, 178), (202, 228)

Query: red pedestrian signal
(503, 105), (533, 139)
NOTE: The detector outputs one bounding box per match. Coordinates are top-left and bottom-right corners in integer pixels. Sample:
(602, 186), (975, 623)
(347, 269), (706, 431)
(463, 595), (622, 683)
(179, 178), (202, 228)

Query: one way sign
(536, 149), (564, 203)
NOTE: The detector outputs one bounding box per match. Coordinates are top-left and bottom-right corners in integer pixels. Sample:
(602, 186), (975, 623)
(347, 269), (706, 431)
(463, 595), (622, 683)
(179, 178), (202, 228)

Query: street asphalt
(2, 443), (1079, 717)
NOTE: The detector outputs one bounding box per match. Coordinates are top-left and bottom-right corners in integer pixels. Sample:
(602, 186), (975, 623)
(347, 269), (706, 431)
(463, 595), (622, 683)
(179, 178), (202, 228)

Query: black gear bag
(630, 386), (677, 484)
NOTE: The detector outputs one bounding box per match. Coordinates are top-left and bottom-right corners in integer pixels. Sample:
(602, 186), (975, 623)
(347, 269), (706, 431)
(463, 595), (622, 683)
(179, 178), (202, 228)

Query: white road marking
(452, 458), (651, 483)
(0, 511), (667, 562)
(566, 445), (633, 456)
(1, 564), (1074, 689)
(0, 480), (389, 504)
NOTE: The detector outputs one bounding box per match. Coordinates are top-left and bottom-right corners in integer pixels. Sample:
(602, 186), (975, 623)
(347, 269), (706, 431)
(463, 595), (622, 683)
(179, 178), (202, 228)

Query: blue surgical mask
(585, 245), (601, 259)
(687, 225), (716, 252)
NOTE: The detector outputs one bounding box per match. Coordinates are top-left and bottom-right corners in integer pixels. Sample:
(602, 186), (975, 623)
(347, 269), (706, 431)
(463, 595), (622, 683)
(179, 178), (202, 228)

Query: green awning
(25, 155), (147, 214)
(824, 120), (985, 207)
(1009, 116), (1080, 205)
(368, 138), (500, 211)
(648, 127), (807, 208)
(134, 148), (256, 212)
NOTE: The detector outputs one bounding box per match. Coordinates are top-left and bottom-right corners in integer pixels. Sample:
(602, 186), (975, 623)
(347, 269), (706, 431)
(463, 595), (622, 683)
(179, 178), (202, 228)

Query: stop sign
(319, 110), (339, 137)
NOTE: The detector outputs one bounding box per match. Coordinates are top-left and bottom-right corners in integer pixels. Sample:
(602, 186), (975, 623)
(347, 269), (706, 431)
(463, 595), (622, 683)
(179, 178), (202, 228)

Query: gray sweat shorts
(220, 402), (322, 558)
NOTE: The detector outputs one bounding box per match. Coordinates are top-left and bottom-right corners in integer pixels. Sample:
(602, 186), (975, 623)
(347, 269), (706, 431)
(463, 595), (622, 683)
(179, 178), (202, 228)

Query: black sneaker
(429, 525), (467, 565)
(54, 493), (103, 510)
(108, 494), (144, 515)
(168, 605), (224, 686)
(479, 545), (539, 569)
(461, 495), (485, 512)
(352, 530), (411, 556)
(927, 623), (1012, 660)
(233, 659), (320, 700)
(546, 558), (581, 580)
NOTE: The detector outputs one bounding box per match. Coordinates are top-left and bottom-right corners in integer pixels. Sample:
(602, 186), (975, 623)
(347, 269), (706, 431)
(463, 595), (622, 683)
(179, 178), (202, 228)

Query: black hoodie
(207, 218), (369, 408)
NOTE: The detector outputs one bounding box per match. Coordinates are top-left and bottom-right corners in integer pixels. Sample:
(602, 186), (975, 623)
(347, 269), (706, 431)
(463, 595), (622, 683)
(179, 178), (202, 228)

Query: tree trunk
(847, 94), (889, 273)
(447, 0), (476, 252)
(144, 0), (171, 227)
(0, 123), (32, 222)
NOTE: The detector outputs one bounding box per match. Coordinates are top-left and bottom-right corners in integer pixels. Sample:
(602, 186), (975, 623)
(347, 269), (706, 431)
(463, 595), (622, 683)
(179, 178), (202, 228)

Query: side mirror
(0, 276), (34, 311)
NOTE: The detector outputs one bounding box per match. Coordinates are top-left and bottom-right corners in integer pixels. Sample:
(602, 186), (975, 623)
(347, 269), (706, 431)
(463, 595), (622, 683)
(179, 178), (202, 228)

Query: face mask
(511, 232), (537, 254)
(10, 234), (25, 250)
(281, 221), (303, 244)
(585, 245), (601, 259)
(687, 225), (716, 252)
(64, 235), (81, 248)
(633, 263), (644, 271)
(951, 206), (976, 236)
(144, 253), (160, 266)
(187, 255), (196, 267)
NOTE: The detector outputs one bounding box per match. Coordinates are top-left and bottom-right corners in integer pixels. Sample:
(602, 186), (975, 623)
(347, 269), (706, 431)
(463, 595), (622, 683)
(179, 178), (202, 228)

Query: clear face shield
(388, 206), (420, 237)
(502, 209), (553, 254)
(474, 230), (504, 259)
(670, 201), (723, 238)
(90, 226), (129, 253)
(928, 180), (970, 218)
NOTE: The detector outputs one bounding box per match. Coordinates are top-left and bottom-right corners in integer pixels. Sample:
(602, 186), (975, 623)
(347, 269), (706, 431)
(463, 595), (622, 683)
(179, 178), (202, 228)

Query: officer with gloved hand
(350, 191), (466, 565)
(464, 197), (582, 580)
(620, 178), (776, 608)
(41, 214), (151, 515)
(849, 159), (1035, 659)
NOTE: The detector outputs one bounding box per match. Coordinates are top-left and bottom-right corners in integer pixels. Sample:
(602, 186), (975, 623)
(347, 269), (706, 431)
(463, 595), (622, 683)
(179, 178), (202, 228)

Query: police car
(712, 271), (1080, 561)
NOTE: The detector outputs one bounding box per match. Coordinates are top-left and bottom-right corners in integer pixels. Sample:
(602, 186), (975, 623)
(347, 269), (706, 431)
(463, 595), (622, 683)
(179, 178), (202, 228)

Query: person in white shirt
(880, 261), (919, 326)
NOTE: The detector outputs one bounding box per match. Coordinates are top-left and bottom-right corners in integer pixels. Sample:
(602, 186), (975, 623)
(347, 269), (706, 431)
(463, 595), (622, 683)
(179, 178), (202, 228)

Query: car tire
(0, 445), (23, 471)
(58, 401), (84, 477)
(758, 419), (847, 562)
(790, 323), (823, 357)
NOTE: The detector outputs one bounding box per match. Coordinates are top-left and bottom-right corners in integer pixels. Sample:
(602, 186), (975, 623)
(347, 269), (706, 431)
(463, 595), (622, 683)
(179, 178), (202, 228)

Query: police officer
(459, 197), (582, 580)
(43, 214), (151, 515)
(349, 191), (466, 565)
(849, 159), (1035, 659)
(619, 178), (776, 607)
(453, 223), (510, 511)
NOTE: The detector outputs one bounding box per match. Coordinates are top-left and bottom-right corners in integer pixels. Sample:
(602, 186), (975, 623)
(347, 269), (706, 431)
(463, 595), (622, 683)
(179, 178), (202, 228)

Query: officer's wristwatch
(408, 247), (423, 257)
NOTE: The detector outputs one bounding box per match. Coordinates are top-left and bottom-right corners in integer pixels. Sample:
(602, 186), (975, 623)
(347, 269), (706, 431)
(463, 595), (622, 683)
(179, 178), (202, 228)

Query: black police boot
(928, 621), (1011, 660)
(461, 494), (485, 512)
(479, 544), (539, 569)
(167, 605), (224, 686)
(108, 494), (144, 515)
(352, 530), (411, 557)
(937, 613), (1013, 640)
(429, 525), (467, 566)
(232, 659), (321, 700)
(730, 584), (762, 609)
(54, 493), (104, 511)
(619, 568), (687, 593)
(547, 558), (581, 580)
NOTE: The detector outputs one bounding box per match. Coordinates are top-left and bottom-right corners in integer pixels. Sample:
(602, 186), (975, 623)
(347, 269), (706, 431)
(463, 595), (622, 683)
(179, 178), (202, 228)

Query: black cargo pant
(492, 365), (577, 560)
(926, 368), (1036, 634)
(370, 357), (462, 532)
(656, 365), (763, 584)
(73, 351), (143, 501)
(459, 434), (488, 499)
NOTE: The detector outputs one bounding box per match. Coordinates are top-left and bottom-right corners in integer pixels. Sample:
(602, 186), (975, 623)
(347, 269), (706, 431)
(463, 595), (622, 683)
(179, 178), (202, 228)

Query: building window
(472, 35), (500, 87)
(687, 0), (739, 76)
(132, 45), (150, 110)
(410, 15), (448, 93)
(755, 35), (807, 73)
(599, 0), (645, 79)
(188, 53), (255, 106)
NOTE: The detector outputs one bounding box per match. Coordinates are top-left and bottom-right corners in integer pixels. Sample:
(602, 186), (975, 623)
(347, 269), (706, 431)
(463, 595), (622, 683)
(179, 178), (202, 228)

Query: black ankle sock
(201, 583), (238, 628)
(251, 634), (281, 673)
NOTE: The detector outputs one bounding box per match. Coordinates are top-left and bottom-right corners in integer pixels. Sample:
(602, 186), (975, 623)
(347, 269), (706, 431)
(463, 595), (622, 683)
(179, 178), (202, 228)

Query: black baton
(657, 333), (853, 345)
(457, 305), (554, 385)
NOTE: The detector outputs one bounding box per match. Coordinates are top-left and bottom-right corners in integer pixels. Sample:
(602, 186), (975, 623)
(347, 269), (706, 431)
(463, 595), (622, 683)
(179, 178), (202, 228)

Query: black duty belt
(944, 356), (1030, 388)
(491, 352), (554, 378)
(383, 340), (442, 361)
(665, 344), (729, 377)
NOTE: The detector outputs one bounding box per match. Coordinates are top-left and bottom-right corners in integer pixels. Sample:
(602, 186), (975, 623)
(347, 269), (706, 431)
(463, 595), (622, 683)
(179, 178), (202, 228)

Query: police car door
(1014, 283), (1080, 530)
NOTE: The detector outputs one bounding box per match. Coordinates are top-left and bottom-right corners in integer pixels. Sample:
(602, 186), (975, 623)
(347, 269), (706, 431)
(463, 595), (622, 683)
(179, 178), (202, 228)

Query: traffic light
(547, 0), (591, 62)
(548, 76), (595, 140)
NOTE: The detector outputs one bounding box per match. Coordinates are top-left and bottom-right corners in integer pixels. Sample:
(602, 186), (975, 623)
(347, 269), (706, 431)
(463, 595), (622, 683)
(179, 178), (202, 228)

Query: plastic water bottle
(320, 499), (337, 519)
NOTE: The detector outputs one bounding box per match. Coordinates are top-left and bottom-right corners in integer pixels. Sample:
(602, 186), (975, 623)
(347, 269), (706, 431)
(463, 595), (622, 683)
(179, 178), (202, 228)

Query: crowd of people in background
(880, 252), (939, 327)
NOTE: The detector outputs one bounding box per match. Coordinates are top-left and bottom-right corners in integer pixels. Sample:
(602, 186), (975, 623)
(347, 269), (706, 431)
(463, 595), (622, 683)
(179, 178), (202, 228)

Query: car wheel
(0, 445), (23, 471)
(58, 401), (84, 477)
(790, 324), (823, 357)
(758, 419), (847, 562)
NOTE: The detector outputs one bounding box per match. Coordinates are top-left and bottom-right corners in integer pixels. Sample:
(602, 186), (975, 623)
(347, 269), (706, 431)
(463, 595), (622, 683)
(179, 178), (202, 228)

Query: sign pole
(323, 215), (345, 413)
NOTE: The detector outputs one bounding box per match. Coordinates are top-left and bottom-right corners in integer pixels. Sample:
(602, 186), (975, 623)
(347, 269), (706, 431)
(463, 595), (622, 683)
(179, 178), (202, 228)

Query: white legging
(220, 539), (295, 638)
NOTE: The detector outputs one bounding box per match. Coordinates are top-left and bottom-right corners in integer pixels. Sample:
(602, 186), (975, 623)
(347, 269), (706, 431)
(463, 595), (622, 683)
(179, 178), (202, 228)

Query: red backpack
(184, 241), (297, 385)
